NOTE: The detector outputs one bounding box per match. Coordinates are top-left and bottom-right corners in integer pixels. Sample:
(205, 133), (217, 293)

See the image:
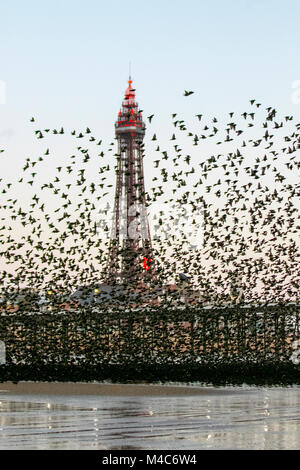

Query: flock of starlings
(0, 92), (299, 310)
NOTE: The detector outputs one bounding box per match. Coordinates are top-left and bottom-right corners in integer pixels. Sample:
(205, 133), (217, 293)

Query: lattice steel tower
(105, 76), (154, 285)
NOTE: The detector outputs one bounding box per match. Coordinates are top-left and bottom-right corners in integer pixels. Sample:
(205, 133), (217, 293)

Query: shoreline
(0, 381), (239, 396)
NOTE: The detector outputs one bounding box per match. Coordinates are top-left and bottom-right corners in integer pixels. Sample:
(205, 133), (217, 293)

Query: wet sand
(1, 385), (300, 450)
(0, 381), (235, 396)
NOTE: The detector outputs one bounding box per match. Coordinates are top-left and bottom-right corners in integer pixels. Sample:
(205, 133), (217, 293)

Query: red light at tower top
(143, 257), (152, 271)
(125, 78), (134, 96)
(115, 77), (145, 133)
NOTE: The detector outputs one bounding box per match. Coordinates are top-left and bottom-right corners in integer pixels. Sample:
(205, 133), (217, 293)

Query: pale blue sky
(1, 0), (299, 137)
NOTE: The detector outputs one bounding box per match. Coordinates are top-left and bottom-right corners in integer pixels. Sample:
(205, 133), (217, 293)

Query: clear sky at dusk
(1, 0), (300, 145)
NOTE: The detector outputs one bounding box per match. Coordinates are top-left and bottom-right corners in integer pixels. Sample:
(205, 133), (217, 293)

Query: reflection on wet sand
(0, 385), (300, 450)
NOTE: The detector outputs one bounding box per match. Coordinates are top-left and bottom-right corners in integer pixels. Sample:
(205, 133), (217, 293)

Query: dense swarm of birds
(0, 94), (299, 310)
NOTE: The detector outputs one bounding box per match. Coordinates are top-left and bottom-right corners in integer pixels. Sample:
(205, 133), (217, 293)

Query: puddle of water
(0, 385), (300, 449)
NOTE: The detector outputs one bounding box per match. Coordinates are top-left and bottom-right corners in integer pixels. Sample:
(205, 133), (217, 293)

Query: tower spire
(105, 77), (154, 286)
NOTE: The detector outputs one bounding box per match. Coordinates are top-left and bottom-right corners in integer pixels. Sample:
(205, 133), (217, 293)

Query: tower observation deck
(105, 77), (154, 285)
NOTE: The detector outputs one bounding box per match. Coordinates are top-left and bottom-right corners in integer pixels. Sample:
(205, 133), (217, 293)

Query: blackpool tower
(105, 76), (154, 285)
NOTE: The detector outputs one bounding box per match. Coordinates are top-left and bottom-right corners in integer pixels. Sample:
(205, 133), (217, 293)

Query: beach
(0, 381), (234, 396)
(1, 382), (300, 449)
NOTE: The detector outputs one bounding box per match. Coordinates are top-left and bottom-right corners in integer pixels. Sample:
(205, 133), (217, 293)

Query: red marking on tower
(143, 257), (152, 271)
